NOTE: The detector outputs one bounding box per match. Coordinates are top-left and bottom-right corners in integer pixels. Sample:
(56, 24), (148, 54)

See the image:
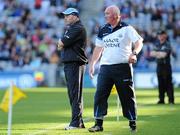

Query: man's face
(64, 14), (76, 25)
(104, 8), (115, 24)
(158, 34), (167, 42)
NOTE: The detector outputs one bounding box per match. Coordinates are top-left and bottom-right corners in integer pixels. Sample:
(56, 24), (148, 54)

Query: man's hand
(88, 46), (103, 79)
(150, 51), (157, 57)
(57, 39), (64, 50)
(128, 54), (137, 64)
(57, 43), (63, 50)
(89, 64), (95, 79)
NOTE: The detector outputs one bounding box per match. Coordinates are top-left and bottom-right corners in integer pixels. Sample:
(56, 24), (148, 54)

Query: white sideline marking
(29, 123), (66, 135)
(29, 117), (93, 135)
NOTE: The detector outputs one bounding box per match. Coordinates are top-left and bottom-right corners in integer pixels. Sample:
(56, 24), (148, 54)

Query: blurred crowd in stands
(0, 0), (179, 86)
(0, 0), (81, 71)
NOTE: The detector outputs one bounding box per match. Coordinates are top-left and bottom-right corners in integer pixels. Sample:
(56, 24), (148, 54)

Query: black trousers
(64, 62), (85, 127)
(157, 64), (174, 103)
(94, 63), (137, 121)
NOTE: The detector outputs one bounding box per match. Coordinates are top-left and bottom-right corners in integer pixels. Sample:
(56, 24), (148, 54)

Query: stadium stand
(0, 0), (179, 87)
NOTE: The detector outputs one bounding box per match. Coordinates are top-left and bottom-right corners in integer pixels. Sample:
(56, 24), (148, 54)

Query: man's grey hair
(108, 5), (120, 15)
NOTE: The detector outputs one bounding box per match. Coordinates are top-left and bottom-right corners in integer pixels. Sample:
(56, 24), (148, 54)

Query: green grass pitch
(0, 88), (180, 135)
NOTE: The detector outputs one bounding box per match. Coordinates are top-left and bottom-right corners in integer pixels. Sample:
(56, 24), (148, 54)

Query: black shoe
(129, 121), (137, 132)
(79, 124), (85, 128)
(157, 101), (165, 104)
(88, 125), (103, 132)
(169, 102), (175, 105)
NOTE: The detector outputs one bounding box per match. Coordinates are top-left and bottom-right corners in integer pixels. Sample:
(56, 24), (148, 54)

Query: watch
(132, 51), (137, 56)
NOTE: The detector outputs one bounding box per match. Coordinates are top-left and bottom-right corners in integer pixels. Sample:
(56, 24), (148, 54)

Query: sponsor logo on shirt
(103, 33), (109, 36)
(103, 38), (120, 48)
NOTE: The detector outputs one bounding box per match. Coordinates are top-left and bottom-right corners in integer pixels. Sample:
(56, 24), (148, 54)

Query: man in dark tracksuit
(57, 8), (88, 130)
(151, 30), (174, 104)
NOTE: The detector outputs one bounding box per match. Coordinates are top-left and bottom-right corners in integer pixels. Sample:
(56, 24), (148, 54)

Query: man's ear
(114, 15), (118, 19)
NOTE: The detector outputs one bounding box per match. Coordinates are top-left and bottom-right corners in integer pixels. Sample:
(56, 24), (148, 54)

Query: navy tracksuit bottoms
(94, 63), (137, 121)
(157, 64), (174, 103)
(64, 62), (85, 127)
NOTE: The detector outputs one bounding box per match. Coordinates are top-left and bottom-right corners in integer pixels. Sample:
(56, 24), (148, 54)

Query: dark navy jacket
(61, 20), (88, 65)
(153, 40), (172, 76)
(153, 40), (171, 65)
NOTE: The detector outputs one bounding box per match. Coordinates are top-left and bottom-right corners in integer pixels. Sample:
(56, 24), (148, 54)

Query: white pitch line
(29, 117), (93, 135)
(28, 123), (66, 135)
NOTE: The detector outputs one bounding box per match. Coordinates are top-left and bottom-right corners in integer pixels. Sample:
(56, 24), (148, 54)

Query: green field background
(0, 88), (180, 135)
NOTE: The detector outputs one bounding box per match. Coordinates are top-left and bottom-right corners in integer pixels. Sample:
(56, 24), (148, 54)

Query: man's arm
(133, 39), (143, 54)
(129, 39), (143, 64)
(61, 26), (81, 48)
(89, 46), (103, 78)
(150, 51), (167, 58)
(150, 41), (171, 58)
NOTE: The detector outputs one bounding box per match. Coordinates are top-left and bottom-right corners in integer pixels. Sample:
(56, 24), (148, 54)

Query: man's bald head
(105, 5), (120, 16)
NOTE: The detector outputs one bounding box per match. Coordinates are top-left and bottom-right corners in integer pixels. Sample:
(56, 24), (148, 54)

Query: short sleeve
(127, 26), (143, 43)
(95, 27), (104, 47)
(95, 37), (104, 47)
